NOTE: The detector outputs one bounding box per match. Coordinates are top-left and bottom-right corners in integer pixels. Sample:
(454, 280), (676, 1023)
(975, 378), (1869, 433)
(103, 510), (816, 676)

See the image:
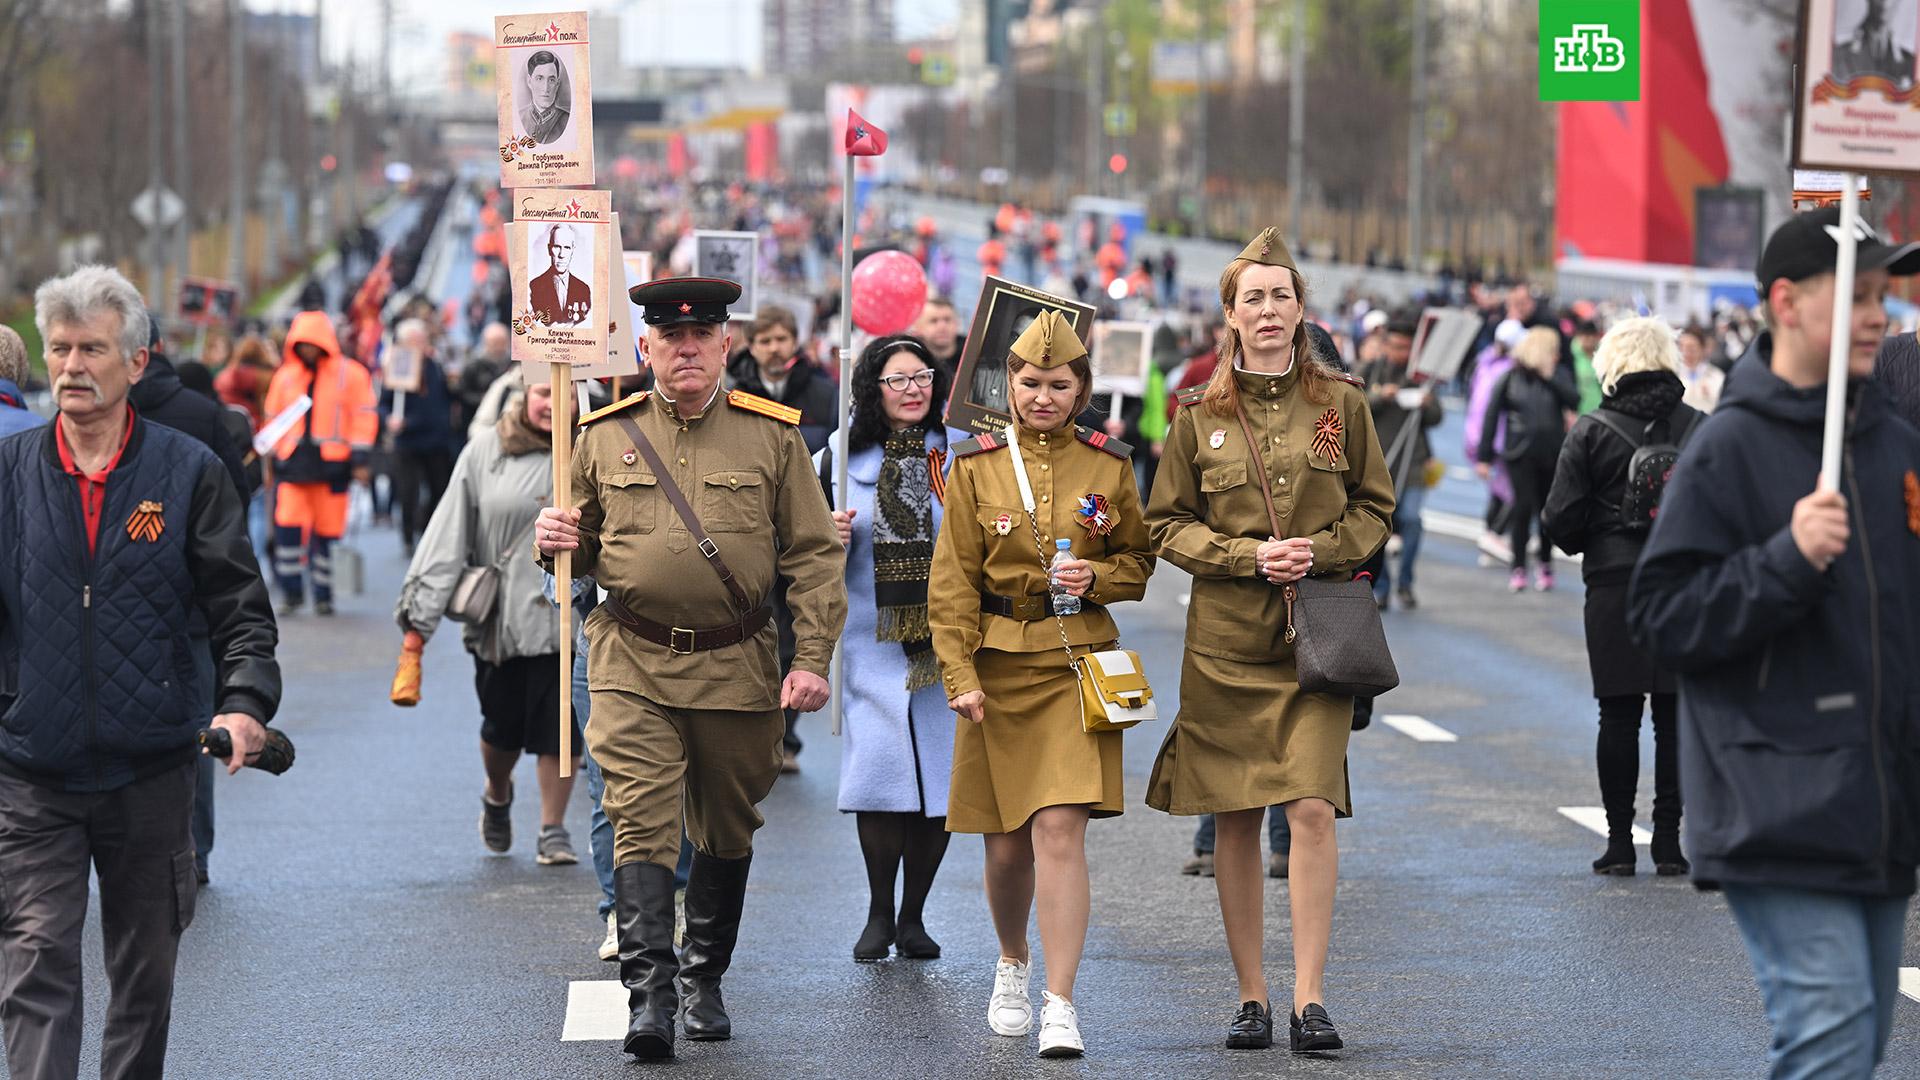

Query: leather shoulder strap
(609, 413), (755, 615)
(1232, 403), (1285, 541)
(1586, 410), (1643, 449)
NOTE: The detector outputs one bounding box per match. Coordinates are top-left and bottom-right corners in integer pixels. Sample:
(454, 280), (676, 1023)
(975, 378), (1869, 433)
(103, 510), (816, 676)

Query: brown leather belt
(980, 591), (1101, 620)
(603, 594), (773, 654)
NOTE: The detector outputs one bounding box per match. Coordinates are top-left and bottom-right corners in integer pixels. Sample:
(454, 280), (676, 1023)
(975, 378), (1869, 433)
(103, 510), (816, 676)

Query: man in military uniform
(535, 277), (846, 1059)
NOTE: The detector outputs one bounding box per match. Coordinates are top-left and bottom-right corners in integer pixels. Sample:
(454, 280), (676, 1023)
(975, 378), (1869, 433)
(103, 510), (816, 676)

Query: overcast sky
(320, 0), (960, 91)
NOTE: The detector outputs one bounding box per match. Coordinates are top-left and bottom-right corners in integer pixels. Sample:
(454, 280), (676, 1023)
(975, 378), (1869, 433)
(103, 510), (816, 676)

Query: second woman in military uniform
(1145, 230), (1393, 1053)
(930, 311), (1154, 1059)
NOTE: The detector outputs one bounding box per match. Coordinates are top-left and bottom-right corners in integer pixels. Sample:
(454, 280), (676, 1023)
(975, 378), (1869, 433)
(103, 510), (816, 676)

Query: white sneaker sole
(989, 1010), (1032, 1037)
(1038, 1040), (1084, 1058)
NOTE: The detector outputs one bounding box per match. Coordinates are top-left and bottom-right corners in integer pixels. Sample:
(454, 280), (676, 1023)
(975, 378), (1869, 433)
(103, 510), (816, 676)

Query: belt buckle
(668, 626), (697, 655)
(697, 537), (719, 559)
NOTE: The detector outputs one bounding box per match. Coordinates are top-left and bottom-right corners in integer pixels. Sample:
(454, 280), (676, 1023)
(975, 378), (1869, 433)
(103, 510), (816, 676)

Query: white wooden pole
(1820, 174), (1860, 492)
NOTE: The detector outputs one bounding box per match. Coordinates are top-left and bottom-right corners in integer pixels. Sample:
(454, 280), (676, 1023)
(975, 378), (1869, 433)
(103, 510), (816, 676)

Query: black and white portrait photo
(692, 230), (760, 321)
(1833, 0), (1918, 88)
(529, 222), (594, 327)
(946, 277), (1094, 435)
(515, 47), (577, 149)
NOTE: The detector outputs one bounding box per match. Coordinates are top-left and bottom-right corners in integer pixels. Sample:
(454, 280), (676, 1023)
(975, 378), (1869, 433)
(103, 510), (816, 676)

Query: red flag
(844, 109), (888, 157)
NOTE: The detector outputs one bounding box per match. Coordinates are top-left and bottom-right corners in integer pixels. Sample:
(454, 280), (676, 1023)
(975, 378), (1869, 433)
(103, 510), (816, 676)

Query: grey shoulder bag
(1232, 402), (1399, 697)
(447, 496), (542, 626)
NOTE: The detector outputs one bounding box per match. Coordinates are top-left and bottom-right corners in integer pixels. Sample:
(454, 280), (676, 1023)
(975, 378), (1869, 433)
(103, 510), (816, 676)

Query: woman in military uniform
(1144, 229), (1393, 1053)
(929, 311), (1154, 1059)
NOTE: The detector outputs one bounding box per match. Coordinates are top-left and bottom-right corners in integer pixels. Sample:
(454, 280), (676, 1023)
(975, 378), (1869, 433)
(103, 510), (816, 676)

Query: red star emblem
(679, 302), (693, 314)
(545, 21), (561, 42)
(564, 198), (583, 218)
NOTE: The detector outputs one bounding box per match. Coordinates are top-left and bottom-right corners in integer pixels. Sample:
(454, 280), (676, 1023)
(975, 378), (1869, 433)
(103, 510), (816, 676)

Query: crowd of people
(0, 173), (1914, 1080)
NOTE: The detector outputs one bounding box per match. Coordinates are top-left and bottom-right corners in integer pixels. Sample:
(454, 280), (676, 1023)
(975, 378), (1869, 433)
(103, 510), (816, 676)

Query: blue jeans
(1194, 808), (1290, 854)
(1722, 883), (1911, 1080)
(573, 647), (615, 918)
(1374, 480), (1427, 598)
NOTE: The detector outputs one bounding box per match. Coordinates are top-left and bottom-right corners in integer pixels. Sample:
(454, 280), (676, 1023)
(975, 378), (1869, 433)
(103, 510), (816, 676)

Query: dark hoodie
(129, 352), (252, 499)
(1628, 334), (1920, 897)
(725, 348), (838, 454)
(1544, 370), (1702, 585)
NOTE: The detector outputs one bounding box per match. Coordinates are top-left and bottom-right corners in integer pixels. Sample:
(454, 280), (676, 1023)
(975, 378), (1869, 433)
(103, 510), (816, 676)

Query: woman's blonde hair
(1591, 316), (1681, 396)
(1510, 326), (1561, 376)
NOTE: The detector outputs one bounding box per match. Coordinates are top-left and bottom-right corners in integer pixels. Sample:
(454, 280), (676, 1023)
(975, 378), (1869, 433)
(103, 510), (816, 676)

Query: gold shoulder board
(578, 391), (650, 427)
(727, 390), (802, 425)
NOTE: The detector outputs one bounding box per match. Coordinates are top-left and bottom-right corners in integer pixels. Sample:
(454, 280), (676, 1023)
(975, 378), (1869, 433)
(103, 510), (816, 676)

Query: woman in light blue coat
(817, 335), (956, 962)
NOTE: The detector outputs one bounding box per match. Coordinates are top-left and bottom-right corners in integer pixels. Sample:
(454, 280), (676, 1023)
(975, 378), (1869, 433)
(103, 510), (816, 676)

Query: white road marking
(1446, 466), (1478, 483)
(1901, 968), (1919, 1004)
(1423, 508), (1583, 564)
(1557, 806), (1651, 846)
(561, 980), (629, 1041)
(1381, 714), (1458, 742)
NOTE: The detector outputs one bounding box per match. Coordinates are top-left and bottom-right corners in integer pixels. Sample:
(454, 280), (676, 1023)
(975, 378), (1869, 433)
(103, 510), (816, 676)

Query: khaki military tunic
(542, 389), (848, 866)
(929, 423), (1155, 834)
(1144, 364), (1394, 817)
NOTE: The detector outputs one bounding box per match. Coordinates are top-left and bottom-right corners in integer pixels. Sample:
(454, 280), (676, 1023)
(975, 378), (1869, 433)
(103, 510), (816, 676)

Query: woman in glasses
(817, 336), (958, 962)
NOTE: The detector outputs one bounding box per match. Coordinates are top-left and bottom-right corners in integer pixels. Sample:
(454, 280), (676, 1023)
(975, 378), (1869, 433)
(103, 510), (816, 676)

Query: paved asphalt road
(51, 508), (1919, 1079)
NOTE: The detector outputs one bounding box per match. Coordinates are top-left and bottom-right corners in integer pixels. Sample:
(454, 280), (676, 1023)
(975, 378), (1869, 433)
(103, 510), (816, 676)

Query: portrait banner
(495, 12), (595, 188)
(509, 189), (612, 373)
(1088, 320), (1153, 398)
(946, 276), (1096, 436)
(692, 230), (760, 322)
(1793, 0), (1920, 177)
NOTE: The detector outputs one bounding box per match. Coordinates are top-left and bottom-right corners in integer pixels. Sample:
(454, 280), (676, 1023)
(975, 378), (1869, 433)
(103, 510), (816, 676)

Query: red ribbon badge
(1905, 470), (1920, 538)
(1311, 408), (1343, 467)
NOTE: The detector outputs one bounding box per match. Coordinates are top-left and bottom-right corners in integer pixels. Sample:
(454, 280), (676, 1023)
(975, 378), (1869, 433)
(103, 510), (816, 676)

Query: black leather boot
(613, 861), (679, 1058)
(678, 852), (752, 1040)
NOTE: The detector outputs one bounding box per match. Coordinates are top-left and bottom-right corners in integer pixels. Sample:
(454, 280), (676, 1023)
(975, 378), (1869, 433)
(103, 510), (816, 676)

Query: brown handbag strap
(611, 413), (756, 616)
(1231, 401), (1299, 640)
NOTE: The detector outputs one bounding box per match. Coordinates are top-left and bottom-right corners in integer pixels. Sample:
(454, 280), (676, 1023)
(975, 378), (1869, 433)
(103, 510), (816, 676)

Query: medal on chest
(1075, 493), (1115, 536)
(1209, 429), (1226, 450)
(991, 512), (1013, 536)
(622, 449), (637, 466)
(1311, 408), (1344, 468)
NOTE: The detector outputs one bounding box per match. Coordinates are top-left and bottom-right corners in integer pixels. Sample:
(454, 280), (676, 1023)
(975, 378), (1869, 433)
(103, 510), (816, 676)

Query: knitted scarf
(873, 425), (937, 691)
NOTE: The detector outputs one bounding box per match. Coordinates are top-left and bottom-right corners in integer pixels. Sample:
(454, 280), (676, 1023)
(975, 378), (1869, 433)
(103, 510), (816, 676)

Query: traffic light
(1108, 153), (1127, 175)
(907, 46), (924, 82)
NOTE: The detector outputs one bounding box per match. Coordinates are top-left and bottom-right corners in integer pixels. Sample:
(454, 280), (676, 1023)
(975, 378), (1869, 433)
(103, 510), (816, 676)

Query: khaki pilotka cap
(1237, 227), (1301, 273)
(1008, 309), (1088, 369)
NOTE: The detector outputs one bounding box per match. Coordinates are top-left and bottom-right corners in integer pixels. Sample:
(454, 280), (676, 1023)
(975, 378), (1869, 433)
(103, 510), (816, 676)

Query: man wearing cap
(1629, 207), (1920, 1079)
(534, 276), (846, 1060)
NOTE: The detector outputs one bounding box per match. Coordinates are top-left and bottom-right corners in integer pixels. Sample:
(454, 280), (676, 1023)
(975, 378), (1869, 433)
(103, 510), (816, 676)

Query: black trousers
(1596, 693), (1681, 838)
(1505, 455), (1558, 571)
(0, 761), (197, 1080)
(394, 446), (453, 549)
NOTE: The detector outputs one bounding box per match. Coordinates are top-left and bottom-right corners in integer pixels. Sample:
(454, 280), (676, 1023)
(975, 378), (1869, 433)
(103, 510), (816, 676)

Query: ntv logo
(1554, 24), (1627, 74)
(1539, 2), (1639, 102)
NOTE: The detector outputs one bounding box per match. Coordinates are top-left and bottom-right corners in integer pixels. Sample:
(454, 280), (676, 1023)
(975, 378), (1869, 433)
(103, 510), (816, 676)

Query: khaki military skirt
(1146, 650), (1353, 817)
(947, 644), (1125, 835)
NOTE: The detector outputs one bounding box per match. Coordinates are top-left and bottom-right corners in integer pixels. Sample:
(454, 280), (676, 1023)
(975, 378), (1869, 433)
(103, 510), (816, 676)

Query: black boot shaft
(679, 852), (752, 1040)
(613, 861), (680, 1057)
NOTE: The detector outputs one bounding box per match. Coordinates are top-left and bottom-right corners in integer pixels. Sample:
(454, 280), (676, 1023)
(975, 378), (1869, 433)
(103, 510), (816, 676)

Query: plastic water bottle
(1049, 538), (1081, 616)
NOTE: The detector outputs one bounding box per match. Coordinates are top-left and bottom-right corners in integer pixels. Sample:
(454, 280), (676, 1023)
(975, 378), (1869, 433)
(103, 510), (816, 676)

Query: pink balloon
(851, 250), (928, 336)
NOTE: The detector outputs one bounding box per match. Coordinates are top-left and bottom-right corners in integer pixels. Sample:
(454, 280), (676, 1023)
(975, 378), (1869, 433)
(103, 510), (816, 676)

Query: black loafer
(1226, 999), (1273, 1049)
(1289, 1003), (1343, 1053)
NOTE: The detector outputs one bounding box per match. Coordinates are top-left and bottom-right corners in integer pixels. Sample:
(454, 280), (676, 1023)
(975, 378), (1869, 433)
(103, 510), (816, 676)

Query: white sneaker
(988, 958), (1032, 1036)
(598, 911), (618, 962)
(1037, 991), (1084, 1058)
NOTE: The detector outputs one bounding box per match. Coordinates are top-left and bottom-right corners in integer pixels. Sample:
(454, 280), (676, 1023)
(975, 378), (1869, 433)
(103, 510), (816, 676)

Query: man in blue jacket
(1630, 209), (1920, 1079)
(0, 325), (45, 438)
(0, 266), (280, 1080)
